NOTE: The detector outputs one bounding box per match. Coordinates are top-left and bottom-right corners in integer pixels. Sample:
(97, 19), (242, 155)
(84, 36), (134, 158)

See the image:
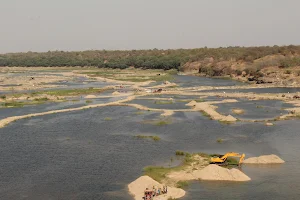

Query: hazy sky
(1, 0), (300, 53)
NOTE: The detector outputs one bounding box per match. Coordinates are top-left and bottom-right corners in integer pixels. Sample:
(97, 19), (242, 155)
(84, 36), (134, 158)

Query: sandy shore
(128, 176), (185, 200)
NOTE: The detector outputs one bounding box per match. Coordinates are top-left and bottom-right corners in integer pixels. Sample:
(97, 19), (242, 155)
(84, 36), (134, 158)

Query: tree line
(0, 45), (300, 69)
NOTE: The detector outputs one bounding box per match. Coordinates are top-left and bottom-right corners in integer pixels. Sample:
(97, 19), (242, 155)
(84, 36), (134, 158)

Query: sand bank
(193, 165), (251, 181)
(168, 164), (250, 183)
(244, 154), (285, 164)
(128, 176), (185, 200)
(186, 100), (238, 122)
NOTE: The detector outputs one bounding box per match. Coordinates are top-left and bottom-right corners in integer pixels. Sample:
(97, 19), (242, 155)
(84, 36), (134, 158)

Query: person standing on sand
(152, 186), (156, 197)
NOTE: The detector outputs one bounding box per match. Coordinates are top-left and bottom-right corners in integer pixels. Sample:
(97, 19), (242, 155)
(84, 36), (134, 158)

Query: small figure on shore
(162, 186), (167, 194)
(152, 186), (156, 197)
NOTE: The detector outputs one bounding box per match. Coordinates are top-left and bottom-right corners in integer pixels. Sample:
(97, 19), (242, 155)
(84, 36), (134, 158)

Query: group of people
(143, 185), (168, 200)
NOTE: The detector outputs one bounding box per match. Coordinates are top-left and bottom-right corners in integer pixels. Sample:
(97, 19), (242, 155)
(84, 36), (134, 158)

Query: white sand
(85, 95), (97, 99)
(244, 155), (285, 164)
(265, 123), (274, 126)
(193, 165), (251, 181)
(128, 176), (185, 200)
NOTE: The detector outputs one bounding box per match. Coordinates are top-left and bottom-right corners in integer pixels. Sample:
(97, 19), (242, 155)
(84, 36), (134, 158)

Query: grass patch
(86, 100), (93, 104)
(134, 135), (161, 141)
(155, 120), (171, 126)
(217, 138), (223, 143)
(219, 120), (234, 125)
(256, 105), (264, 108)
(143, 152), (207, 182)
(200, 110), (212, 119)
(104, 117), (112, 121)
(143, 166), (175, 183)
(1, 99), (49, 108)
(175, 151), (186, 156)
(226, 157), (239, 166)
(33, 97), (49, 101)
(176, 181), (189, 188)
(0, 95), (6, 100)
(2, 101), (25, 108)
(34, 87), (104, 96)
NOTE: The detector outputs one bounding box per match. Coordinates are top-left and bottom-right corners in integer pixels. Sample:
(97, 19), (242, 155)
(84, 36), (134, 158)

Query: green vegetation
(143, 166), (175, 183)
(155, 120), (171, 126)
(104, 117), (112, 121)
(175, 151), (186, 156)
(256, 105), (264, 108)
(33, 97), (49, 101)
(2, 101), (25, 108)
(144, 152), (209, 183)
(217, 138), (223, 143)
(37, 87), (103, 96)
(86, 100), (93, 104)
(176, 181), (189, 188)
(0, 95), (6, 100)
(1, 46), (300, 71)
(225, 157), (239, 165)
(200, 110), (212, 119)
(219, 120), (234, 125)
(1, 99), (49, 108)
(134, 135), (161, 141)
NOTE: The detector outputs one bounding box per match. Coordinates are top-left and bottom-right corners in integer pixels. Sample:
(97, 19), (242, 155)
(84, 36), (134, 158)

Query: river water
(0, 76), (300, 200)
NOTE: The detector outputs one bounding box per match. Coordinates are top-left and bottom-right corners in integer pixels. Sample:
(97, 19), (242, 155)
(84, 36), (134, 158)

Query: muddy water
(0, 106), (300, 199)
